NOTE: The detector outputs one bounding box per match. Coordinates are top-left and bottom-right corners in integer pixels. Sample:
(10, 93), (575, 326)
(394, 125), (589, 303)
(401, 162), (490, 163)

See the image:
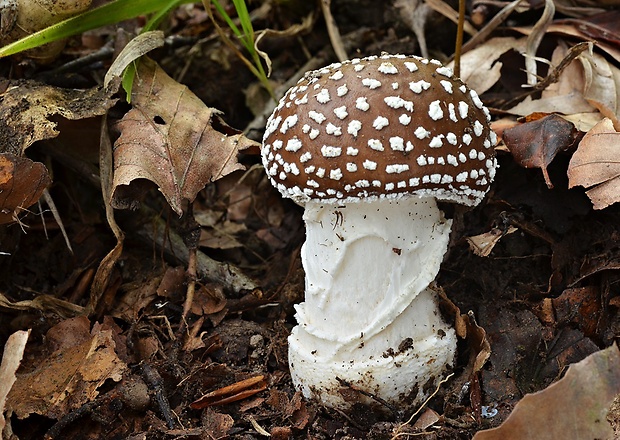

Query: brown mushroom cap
(262, 54), (497, 206)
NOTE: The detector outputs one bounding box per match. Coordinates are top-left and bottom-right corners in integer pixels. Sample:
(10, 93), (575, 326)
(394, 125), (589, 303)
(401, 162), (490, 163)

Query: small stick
(454, 0), (466, 78)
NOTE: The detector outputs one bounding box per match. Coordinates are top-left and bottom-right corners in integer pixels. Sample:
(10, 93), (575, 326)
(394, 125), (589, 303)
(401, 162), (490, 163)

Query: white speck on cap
(378, 62), (398, 74)
(347, 147), (359, 156)
(463, 133), (472, 145)
(436, 66), (453, 77)
(404, 62), (418, 72)
(368, 139), (384, 151)
(448, 103), (458, 122)
(458, 101), (469, 119)
(347, 162), (358, 172)
(409, 80), (431, 94)
(321, 145), (342, 157)
(316, 89), (331, 103)
(414, 126), (431, 139)
(470, 89), (485, 109)
(363, 160), (377, 170)
(384, 96), (414, 111)
(326, 123), (342, 136)
(334, 106), (348, 120)
(373, 116), (389, 130)
(386, 164), (410, 174)
(473, 120), (484, 137)
(329, 70), (344, 80)
(347, 120), (362, 136)
(286, 138), (303, 152)
(428, 100), (444, 121)
(309, 111), (326, 124)
(440, 80), (453, 94)
(389, 137), (405, 151)
(362, 78), (382, 89)
(330, 169), (343, 180)
(309, 129), (320, 140)
(399, 114), (411, 125)
(356, 97), (370, 111)
(429, 135), (443, 148)
(337, 85), (349, 96)
(295, 94), (309, 105)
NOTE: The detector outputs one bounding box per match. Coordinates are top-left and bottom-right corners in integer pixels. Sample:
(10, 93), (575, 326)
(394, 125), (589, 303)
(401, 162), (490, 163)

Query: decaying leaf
(579, 49), (620, 127)
(449, 37), (526, 96)
(6, 317), (127, 420)
(473, 344), (620, 440)
(112, 57), (259, 216)
(568, 117), (620, 209)
(467, 226), (518, 257)
(0, 153), (51, 224)
(0, 330), (29, 432)
(503, 114), (580, 188)
(0, 81), (116, 156)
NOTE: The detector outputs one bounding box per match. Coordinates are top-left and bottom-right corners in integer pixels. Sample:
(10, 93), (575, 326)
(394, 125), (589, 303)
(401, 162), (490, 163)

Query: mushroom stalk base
(289, 196), (457, 410)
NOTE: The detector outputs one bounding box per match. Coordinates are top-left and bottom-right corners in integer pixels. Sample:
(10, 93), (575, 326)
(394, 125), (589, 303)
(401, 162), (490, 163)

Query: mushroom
(261, 54), (497, 410)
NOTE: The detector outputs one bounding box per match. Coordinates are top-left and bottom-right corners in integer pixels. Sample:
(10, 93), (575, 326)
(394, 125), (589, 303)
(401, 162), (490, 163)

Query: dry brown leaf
(112, 58), (258, 216)
(448, 37), (525, 95)
(6, 317), (126, 420)
(0, 81), (116, 156)
(0, 154), (51, 224)
(505, 43), (597, 117)
(568, 117), (620, 209)
(579, 50), (620, 127)
(466, 226), (518, 257)
(473, 344), (620, 440)
(504, 114), (580, 188)
(0, 330), (29, 432)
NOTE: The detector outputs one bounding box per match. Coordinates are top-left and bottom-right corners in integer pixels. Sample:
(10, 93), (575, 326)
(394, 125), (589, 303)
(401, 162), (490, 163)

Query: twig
(320, 0), (347, 61)
(454, 0), (466, 78)
(391, 373), (455, 439)
(142, 363), (176, 429)
(137, 213), (257, 294)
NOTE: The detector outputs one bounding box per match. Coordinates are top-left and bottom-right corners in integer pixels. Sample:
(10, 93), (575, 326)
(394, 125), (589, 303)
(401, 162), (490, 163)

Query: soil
(1, 2), (619, 439)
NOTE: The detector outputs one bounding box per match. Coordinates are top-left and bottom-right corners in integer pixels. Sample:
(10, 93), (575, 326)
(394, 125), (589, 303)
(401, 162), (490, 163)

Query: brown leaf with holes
(0, 153), (51, 224)
(112, 58), (258, 216)
(504, 114), (580, 188)
(568, 117), (620, 209)
(0, 81), (116, 156)
(473, 344), (620, 440)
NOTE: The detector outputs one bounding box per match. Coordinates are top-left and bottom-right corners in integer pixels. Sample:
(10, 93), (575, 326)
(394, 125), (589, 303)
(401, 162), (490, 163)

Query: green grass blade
(0, 0), (195, 58)
(231, 0), (254, 46)
(210, 0), (243, 40)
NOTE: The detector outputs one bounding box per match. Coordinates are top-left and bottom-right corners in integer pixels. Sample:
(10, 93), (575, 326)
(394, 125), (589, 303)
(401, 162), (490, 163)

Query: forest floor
(1, 1), (620, 439)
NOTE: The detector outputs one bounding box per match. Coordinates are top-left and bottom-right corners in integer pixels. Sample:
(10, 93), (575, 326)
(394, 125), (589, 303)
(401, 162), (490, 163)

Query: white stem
(288, 196), (457, 409)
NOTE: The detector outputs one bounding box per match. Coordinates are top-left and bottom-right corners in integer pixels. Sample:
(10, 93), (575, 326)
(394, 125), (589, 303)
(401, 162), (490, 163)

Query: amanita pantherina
(262, 54), (497, 410)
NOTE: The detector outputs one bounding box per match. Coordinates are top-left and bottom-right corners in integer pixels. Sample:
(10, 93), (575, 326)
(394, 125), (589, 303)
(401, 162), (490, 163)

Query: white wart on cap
(262, 54), (497, 207)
